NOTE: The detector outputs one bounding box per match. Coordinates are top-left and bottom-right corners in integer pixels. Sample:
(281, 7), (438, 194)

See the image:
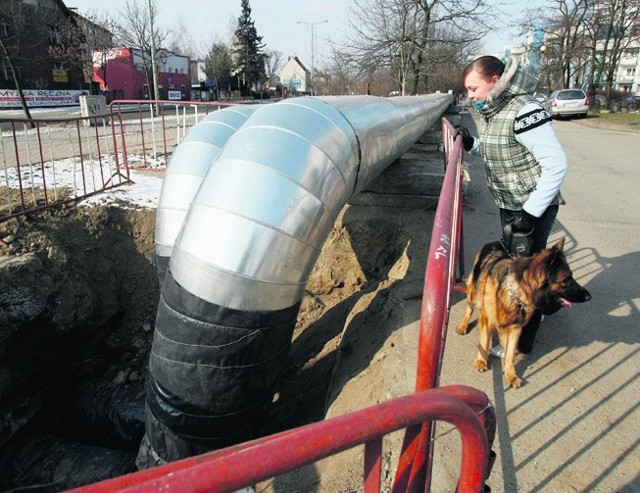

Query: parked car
(624, 95), (640, 110)
(545, 89), (590, 118)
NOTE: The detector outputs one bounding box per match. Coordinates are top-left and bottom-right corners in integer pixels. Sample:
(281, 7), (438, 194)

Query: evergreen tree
(231, 0), (265, 95)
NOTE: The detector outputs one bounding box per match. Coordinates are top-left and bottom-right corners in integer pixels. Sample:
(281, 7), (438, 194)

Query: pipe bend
(140, 94), (455, 465)
(171, 98), (361, 311)
(154, 105), (257, 259)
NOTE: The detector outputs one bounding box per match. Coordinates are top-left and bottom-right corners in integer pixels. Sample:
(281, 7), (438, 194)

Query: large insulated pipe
(139, 94), (453, 466)
(154, 105), (257, 281)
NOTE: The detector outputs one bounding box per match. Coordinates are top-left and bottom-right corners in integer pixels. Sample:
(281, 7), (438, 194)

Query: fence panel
(0, 114), (130, 223)
(0, 100), (244, 223)
(107, 100), (241, 169)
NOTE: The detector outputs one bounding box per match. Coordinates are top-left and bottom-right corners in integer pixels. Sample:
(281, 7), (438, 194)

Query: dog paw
(474, 358), (488, 372)
(455, 324), (468, 335)
(506, 374), (522, 388)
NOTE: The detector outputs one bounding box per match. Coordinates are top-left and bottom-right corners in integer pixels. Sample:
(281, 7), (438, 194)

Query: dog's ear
(551, 238), (565, 253)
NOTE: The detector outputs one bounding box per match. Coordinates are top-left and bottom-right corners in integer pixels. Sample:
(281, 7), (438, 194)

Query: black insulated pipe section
(137, 271), (300, 466)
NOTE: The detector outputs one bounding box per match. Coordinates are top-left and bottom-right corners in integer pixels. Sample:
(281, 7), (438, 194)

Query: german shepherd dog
(456, 239), (591, 388)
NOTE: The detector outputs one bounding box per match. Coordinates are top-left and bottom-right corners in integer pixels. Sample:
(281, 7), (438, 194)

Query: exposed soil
(0, 187), (424, 491)
(0, 202), (159, 490)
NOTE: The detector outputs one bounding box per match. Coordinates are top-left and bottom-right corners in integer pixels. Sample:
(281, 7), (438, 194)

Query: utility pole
(296, 20), (328, 96)
(148, 0), (160, 102)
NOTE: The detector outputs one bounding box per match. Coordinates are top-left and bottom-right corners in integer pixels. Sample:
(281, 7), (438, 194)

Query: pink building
(92, 47), (191, 101)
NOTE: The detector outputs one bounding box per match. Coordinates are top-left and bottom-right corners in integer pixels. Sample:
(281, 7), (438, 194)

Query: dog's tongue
(560, 298), (573, 308)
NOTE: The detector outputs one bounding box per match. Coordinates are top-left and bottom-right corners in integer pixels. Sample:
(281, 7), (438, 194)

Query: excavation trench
(0, 198), (423, 491)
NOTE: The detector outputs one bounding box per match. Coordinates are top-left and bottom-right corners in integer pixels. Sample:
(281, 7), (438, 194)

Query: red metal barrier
(0, 100), (244, 223)
(393, 118), (494, 493)
(108, 100), (242, 170)
(68, 386), (489, 493)
(0, 113), (130, 222)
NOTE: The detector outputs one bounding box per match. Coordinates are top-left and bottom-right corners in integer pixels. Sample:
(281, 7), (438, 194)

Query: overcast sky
(67, 0), (535, 65)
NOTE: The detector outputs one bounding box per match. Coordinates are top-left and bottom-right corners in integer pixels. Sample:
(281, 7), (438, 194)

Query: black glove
(454, 125), (475, 152)
(511, 210), (535, 236)
(503, 211), (535, 257)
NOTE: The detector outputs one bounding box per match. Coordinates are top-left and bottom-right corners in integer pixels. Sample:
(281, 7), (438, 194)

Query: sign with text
(79, 95), (107, 126)
(0, 89), (89, 108)
(52, 69), (69, 83)
(168, 90), (182, 100)
(283, 78), (302, 88)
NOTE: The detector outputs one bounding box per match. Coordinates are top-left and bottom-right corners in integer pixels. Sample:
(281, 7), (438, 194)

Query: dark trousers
(500, 205), (559, 353)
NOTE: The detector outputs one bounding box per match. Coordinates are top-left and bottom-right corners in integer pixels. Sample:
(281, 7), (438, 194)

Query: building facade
(279, 56), (311, 95)
(0, 0), (85, 91)
(92, 48), (191, 101)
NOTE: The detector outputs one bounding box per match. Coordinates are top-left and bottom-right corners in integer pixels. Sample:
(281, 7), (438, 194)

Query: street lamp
(296, 20), (328, 96)
(148, 0), (160, 102)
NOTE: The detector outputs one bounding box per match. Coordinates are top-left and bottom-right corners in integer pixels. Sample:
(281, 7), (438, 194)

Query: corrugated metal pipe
(138, 94), (454, 467)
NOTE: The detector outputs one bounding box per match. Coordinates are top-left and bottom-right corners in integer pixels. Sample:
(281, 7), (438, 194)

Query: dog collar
(506, 276), (530, 313)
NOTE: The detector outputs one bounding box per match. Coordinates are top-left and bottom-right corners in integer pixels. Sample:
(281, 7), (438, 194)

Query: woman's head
(462, 56), (505, 105)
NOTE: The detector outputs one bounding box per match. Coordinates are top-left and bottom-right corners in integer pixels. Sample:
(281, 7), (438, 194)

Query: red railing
(0, 113), (130, 223)
(62, 116), (494, 493)
(0, 100), (243, 224)
(68, 386), (489, 493)
(393, 118), (493, 493)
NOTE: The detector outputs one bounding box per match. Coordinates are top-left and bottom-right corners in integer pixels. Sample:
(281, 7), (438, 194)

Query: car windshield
(557, 90), (585, 100)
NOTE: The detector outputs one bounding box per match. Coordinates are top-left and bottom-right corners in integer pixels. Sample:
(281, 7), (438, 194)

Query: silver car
(546, 89), (589, 118)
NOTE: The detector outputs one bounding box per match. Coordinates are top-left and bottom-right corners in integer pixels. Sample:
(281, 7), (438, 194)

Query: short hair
(462, 56), (505, 82)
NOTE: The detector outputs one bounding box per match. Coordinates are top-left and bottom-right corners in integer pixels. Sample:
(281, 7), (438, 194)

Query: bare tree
(339, 0), (496, 94)
(323, 48), (365, 95)
(50, 11), (116, 94)
(584, 0), (640, 102)
(263, 49), (284, 87)
(167, 18), (200, 59)
(539, 0), (640, 105)
(528, 0), (591, 90)
(204, 40), (234, 98)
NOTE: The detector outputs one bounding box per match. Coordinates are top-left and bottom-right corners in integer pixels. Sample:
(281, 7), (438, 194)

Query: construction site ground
(0, 108), (638, 492)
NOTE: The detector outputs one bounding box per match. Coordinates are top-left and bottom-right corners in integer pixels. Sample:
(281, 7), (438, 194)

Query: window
(625, 68), (636, 77)
(47, 25), (62, 46)
(1, 58), (11, 81)
(1, 58), (19, 81)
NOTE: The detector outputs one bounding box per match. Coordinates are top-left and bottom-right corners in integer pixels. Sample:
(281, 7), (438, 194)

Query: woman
(459, 55), (569, 355)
